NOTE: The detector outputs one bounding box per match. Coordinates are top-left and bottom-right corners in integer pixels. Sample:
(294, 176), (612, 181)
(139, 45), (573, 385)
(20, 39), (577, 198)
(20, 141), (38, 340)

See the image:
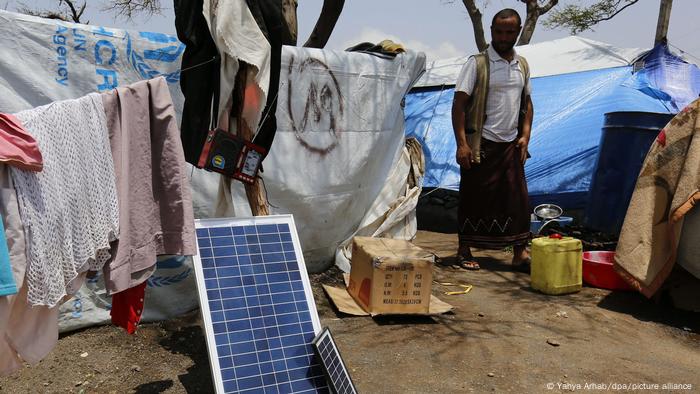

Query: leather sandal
(457, 255), (480, 271)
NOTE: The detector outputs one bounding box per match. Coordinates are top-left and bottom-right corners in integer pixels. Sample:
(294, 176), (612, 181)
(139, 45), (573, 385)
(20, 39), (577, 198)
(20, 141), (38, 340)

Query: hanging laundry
(0, 113), (43, 172)
(10, 94), (119, 308)
(0, 165), (59, 377)
(203, 0), (271, 133)
(0, 218), (15, 297)
(174, 0), (221, 165)
(244, 0), (296, 156)
(110, 281), (147, 334)
(100, 76), (196, 296)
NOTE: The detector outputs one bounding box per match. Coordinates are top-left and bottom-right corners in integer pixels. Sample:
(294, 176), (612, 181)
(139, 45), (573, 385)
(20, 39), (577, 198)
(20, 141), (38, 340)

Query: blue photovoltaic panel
(193, 215), (330, 394)
(312, 328), (357, 394)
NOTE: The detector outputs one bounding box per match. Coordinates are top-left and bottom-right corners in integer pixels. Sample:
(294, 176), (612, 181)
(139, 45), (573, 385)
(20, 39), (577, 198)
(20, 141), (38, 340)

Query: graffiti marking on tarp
(286, 55), (344, 156)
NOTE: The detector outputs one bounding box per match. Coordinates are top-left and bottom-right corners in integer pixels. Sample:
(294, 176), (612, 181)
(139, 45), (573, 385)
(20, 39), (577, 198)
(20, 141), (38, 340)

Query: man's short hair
(492, 8), (521, 26)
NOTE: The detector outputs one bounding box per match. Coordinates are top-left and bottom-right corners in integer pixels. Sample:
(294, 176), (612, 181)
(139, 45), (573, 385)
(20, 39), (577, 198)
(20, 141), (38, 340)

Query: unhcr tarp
(406, 37), (700, 209)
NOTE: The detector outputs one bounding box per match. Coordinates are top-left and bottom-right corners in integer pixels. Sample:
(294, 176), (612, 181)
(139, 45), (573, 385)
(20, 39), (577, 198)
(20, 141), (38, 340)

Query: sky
(14, 0), (700, 64)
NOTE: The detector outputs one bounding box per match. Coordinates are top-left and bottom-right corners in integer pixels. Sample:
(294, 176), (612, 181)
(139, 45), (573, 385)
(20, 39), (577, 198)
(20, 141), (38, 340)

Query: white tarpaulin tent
(212, 46), (426, 272)
(415, 36), (646, 88)
(0, 10), (425, 330)
(274, 47), (425, 272)
(407, 36), (700, 211)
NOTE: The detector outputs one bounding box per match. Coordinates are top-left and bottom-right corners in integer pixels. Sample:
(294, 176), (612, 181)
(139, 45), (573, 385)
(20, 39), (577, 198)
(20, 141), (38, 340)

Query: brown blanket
(615, 98), (700, 297)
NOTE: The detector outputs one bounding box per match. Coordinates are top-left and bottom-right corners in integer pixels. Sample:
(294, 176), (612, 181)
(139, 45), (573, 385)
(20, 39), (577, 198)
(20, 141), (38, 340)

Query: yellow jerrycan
(531, 234), (582, 295)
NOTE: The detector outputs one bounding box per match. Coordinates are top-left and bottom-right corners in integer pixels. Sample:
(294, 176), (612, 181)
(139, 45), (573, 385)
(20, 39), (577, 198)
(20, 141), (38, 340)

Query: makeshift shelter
(0, 10), (425, 332)
(405, 36), (700, 214)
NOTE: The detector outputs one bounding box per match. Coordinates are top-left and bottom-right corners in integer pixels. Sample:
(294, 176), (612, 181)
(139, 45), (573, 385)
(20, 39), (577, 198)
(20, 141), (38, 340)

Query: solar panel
(193, 215), (330, 394)
(311, 328), (357, 394)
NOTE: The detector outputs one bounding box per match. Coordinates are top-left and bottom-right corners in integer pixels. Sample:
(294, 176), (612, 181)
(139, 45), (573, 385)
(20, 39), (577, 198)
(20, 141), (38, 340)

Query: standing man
(451, 8), (533, 271)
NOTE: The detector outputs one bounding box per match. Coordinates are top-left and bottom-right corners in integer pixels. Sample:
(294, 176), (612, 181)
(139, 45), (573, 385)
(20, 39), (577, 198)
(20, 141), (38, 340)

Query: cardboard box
(347, 237), (434, 315)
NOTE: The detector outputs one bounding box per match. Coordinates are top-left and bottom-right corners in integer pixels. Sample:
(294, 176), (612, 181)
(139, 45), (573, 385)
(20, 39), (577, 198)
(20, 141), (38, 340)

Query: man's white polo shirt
(455, 45), (531, 143)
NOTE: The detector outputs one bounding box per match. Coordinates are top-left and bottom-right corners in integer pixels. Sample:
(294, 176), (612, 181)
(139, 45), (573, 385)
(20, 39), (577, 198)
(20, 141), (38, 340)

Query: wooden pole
(235, 64), (269, 217)
(282, 0), (298, 45)
(655, 0), (673, 46)
(237, 111), (269, 217)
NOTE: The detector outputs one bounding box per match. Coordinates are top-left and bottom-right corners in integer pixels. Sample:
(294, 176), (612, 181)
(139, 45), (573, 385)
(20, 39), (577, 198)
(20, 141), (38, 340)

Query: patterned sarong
(458, 139), (531, 249)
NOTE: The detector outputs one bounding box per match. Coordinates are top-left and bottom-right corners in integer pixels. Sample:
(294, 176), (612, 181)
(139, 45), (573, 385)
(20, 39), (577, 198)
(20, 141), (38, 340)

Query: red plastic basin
(582, 251), (635, 291)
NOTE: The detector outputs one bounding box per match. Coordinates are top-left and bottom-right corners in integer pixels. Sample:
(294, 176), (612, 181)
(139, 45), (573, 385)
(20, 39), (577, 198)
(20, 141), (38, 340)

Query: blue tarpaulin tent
(406, 38), (700, 210)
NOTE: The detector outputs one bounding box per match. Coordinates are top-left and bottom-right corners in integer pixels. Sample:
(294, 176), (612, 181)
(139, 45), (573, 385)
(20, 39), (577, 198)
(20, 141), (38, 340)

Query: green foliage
(543, 0), (639, 34)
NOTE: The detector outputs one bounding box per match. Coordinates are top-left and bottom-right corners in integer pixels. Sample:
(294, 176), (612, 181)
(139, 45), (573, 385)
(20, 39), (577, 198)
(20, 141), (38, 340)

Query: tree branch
(595, 0), (639, 22)
(60, 0), (85, 23)
(544, 0), (640, 34)
(539, 0), (558, 14)
(462, 0), (487, 52)
(17, 0), (86, 23)
(105, 0), (162, 20)
(304, 0), (345, 48)
(517, 0), (559, 46)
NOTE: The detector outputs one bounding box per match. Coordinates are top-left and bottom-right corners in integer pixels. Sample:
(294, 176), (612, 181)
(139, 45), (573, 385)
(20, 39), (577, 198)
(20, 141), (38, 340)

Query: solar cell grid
(193, 216), (330, 394)
(312, 328), (357, 394)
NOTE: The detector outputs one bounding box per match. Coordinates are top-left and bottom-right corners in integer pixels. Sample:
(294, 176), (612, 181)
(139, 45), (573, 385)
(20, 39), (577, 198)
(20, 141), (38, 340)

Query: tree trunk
(239, 117), (269, 216)
(517, 0), (558, 46)
(304, 0), (345, 48)
(462, 0), (487, 52)
(655, 0), (673, 46)
(517, 1), (539, 46)
(234, 64), (270, 216)
(243, 180), (270, 216)
(282, 0), (298, 45)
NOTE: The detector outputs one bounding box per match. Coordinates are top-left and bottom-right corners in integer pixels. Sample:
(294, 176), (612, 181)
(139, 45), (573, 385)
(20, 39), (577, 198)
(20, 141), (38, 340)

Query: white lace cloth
(10, 93), (119, 307)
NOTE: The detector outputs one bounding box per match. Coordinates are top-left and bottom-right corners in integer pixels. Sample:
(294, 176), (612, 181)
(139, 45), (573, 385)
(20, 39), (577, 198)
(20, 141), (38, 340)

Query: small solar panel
(193, 215), (330, 394)
(311, 328), (357, 394)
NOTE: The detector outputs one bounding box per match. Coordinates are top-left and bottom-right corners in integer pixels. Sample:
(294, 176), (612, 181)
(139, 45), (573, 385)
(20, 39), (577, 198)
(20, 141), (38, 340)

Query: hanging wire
(178, 55), (219, 74)
(257, 175), (279, 209)
(667, 42), (700, 64)
(251, 82), (283, 144)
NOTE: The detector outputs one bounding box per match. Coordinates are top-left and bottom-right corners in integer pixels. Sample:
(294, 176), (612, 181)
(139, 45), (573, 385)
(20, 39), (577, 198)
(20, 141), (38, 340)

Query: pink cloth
(0, 164), (58, 377)
(0, 113), (43, 172)
(101, 77), (196, 294)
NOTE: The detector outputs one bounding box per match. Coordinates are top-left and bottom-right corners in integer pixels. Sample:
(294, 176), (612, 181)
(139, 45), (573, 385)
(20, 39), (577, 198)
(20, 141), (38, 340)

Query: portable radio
(197, 128), (266, 184)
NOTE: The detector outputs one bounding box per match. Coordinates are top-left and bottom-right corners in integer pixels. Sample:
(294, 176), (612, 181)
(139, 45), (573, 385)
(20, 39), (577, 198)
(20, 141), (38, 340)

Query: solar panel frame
(192, 215), (327, 394)
(311, 328), (358, 394)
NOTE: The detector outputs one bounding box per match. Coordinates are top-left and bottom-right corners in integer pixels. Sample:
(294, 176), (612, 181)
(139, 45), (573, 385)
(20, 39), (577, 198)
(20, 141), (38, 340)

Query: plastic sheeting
(406, 41), (700, 209)
(212, 46), (426, 271)
(0, 10), (184, 113)
(334, 138), (425, 272)
(0, 11), (426, 329)
(415, 36), (646, 88)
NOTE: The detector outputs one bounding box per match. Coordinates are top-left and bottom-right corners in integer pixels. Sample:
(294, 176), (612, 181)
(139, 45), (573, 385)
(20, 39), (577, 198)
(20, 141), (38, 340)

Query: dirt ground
(1, 231), (698, 393)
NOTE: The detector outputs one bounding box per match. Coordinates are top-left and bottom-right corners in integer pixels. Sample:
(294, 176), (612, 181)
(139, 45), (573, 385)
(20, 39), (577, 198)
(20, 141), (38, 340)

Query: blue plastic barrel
(586, 111), (675, 234)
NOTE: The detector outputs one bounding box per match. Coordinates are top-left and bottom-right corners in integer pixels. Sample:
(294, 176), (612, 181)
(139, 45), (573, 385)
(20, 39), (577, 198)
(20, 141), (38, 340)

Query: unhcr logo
(125, 32), (183, 84)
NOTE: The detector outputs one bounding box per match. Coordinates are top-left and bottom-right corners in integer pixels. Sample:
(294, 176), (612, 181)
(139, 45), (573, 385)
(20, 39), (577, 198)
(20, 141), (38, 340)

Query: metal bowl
(533, 203), (563, 220)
